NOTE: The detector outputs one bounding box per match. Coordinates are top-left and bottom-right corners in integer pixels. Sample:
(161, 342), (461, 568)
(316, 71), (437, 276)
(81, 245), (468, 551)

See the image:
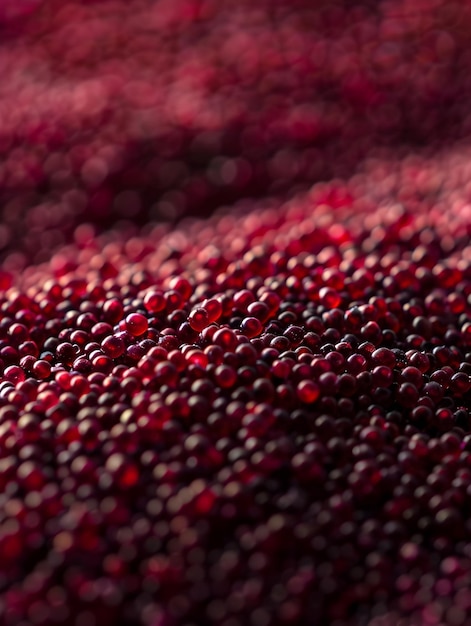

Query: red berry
(125, 313), (148, 337)
(296, 380), (320, 404)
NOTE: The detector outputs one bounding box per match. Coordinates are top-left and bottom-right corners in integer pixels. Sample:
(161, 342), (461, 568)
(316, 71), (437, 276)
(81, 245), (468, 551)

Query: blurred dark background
(0, 0), (470, 265)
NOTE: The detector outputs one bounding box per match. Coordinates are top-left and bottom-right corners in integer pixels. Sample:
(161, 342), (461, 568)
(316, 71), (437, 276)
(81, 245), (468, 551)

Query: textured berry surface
(1, 2), (471, 626)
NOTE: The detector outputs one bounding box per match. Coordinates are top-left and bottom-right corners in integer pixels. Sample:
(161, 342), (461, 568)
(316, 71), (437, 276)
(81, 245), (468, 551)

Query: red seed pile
(1, 1), (471, 626)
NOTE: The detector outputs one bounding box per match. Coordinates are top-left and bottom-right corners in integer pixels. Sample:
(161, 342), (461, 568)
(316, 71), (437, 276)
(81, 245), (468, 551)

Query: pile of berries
(0, 1), (471, 626)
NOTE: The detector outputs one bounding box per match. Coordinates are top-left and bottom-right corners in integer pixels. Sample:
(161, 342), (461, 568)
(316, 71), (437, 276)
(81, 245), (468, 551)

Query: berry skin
(297, 380), (320, 404)
(188, 308), (209, 332)
(32, 359), (51, 380)
(102, 335), (126, 359)
(125, 313), (148, 337)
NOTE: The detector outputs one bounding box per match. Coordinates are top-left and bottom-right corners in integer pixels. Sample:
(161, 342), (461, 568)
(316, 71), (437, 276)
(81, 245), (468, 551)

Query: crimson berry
(203, 298), (223, 323)
(240, 316), (262, 338)
(188, 308), (209, 332)
(213, 328), (238, 352)
(296, 380), (320, 404)
(214, 365), (237, 389)
(103, 299), (124, 324)
(102, 335), (125, 359)
(125, 313), (148, 337)
(3, 365), (25, 384)
(371, 348), (396, 368)
(397, 383), (420, 408)
(143, 290), (166, 313)
(32, 360), (51, 380)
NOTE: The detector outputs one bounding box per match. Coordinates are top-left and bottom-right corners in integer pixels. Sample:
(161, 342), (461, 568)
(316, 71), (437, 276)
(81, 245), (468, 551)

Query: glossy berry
(188, 308), (209, 332)
(143, 290), (166, 313)
(240, 316), (263, 338)
(102, 335), (126, 359)
(296, 380), (320, 404)
(32, 360), (51, 380)
(125, 313), (148, 337)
